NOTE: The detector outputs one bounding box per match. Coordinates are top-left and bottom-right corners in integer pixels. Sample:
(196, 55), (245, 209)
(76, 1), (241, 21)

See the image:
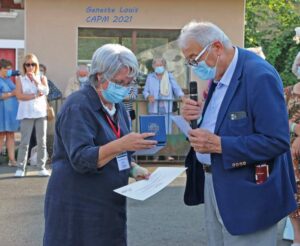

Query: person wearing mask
(43, 44), (157, 245)
(64, 64), (89, 97)
(143, 57), (184, 161)
(284, 52), (300, 246)
(0, 59), (19, 166)
(14, 53), (50, 177)
(178, 21), (296, 245)
(143, 57), (184, 134)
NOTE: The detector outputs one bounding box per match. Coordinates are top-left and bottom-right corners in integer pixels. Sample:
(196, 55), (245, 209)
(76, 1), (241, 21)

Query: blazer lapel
(214, 48), (246, 134)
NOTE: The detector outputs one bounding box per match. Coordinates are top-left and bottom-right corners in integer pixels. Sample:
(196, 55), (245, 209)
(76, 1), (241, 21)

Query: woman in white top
(15, 53), (50, 177)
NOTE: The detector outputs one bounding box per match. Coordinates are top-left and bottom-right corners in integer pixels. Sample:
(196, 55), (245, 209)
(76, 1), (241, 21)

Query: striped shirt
(123, 85), (138, 111)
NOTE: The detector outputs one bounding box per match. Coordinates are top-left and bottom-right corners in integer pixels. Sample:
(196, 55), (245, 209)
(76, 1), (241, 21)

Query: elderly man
(178, 21), (297, 245)
(64, 64), (89, 97)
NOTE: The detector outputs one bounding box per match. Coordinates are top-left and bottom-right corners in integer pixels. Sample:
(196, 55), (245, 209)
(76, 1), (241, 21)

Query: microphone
(189, 81), (198, 129)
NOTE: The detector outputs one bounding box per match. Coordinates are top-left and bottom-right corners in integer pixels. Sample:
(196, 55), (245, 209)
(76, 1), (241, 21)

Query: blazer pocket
(229, 117), (249, 128)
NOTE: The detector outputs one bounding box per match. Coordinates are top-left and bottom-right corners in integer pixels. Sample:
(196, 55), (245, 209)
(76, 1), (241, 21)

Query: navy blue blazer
(184, 48), (297, 235)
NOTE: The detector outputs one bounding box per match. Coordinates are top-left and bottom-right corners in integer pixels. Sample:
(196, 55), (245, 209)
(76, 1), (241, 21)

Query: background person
(246, 46), (266, 59)
(178, 21), (296, 246)
(44, 44), (157, 246)
(64, 64), (89, 97)
(27, 63), (63, 163)
(123, 83), (138, 130)
(143, 57), (184, 134)
(40, 64), (62, 101)
(0, 59), (19, 166)
(143, 57), (184, 161)
(284, 52), (300, 246)
(292, 52), (300, 80)
(14, 53), (50, 177)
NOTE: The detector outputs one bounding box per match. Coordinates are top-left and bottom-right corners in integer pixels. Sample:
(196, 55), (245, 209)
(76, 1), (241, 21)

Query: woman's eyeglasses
(112, 79), (136, 87)
(25, 63), (37, 67)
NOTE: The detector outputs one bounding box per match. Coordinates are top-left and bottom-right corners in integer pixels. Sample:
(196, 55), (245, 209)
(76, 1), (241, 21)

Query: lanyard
(105, 115), (121, 138)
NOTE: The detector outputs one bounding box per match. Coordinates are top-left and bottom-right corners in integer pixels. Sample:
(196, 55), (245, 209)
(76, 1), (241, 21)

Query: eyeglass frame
(110, 78), (137, 88)
(185, 43), (212, 67)
(24, 63), (37, 67)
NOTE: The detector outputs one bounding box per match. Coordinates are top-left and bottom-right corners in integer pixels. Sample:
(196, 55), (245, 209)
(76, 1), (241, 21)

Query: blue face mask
(192, 53), (218, 81)
(102, 81), (130, 104)
(155, 66), (165, 74)
(193, 46), (219, 80)
(6, 69), (12, 77)
(297, 67), (300, 77)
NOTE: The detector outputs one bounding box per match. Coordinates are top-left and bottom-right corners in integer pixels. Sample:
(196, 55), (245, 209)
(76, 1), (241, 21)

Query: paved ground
(0, 164), (292, 246)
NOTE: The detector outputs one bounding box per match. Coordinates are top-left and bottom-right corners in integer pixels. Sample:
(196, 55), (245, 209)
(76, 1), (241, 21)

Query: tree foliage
(245, 0), (300, 86)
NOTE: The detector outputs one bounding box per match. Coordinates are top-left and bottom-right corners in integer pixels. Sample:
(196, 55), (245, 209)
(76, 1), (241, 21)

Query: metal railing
(49, 97), (190, 164)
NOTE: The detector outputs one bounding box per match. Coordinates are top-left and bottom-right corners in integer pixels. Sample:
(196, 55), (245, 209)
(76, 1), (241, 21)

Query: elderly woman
(143, 57), (184, 134)
(0, 59), (19, 166)
(43, 44), (157, 246)
(14, 53), (50, 177)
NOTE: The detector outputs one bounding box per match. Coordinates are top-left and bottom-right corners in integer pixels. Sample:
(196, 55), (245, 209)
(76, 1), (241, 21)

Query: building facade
(25, 0), (245, 92)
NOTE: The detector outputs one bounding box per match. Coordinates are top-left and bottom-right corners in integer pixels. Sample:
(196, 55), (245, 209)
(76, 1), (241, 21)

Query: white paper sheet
(171, 115), (192, 137)
(114, 167), (186, 201)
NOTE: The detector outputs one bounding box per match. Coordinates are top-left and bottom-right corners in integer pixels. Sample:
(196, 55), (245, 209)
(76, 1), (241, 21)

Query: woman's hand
(147, 95), (155, 103)
(118, 132), (157, 152)
(27, 72), (40, 85)
(130, 163), (150, 181)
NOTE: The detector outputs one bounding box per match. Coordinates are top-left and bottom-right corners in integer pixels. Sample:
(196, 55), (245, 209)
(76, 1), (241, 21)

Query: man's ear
(212, 41), (224, 56)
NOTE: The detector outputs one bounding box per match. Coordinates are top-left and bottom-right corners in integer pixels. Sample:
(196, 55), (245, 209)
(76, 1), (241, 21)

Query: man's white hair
(177, 21), (232, 49)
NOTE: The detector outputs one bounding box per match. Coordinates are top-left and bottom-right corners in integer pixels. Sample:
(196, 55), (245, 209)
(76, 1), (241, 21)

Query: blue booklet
(134, 115), (166, 155)
(139, 115), (166, 145)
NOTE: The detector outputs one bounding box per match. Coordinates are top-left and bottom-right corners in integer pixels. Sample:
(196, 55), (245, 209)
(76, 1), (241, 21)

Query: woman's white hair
(292, 52), (300, 79)
(90, 44), (139, 85)
(152, 57), (167, 68)
(177, 21), (232, 49)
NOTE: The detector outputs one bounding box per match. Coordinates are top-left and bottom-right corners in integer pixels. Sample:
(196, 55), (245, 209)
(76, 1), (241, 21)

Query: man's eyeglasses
(25, 63), (37, 67)
(185, 44), (211, 67)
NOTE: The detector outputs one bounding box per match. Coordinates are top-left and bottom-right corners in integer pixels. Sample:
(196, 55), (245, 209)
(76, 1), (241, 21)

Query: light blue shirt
(196, 47), (238, 165)
(142, 72), (184, 114)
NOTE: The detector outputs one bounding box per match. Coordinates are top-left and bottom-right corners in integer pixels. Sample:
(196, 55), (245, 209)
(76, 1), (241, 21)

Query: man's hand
(188, 128), (222, 154)
(181, 97), (202, 122)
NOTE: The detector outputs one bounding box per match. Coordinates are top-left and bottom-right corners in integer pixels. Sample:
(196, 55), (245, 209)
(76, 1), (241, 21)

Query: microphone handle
(191, 120), (198, 129)
(190, 95), (198, 129)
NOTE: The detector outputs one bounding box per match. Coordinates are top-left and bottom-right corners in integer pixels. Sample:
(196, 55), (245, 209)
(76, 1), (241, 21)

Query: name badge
(116, 152), (130, 171)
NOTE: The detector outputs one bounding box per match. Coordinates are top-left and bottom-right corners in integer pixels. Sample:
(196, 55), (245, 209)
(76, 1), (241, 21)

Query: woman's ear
(97, 74), (109, 90)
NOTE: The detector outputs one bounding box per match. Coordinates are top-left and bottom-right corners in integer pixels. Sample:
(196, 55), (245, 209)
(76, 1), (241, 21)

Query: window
(78, 28), (188, 89)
